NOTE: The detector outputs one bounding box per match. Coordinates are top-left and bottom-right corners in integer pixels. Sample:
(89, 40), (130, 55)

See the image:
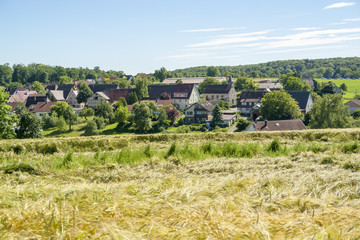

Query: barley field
(1, 130), (360, 239)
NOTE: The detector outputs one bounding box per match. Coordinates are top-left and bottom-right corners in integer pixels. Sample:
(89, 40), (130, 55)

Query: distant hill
(169, 57), (360, 79)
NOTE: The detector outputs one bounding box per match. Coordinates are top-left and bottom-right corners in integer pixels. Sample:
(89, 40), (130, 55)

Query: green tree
(279, 73), (310, 91)
(51, 101), (69, 118)
(154, 108), (169, 131)
(113, 97), (127, 110)
(76, 81), (93, 104)
(135, 77), (148, 99)
(128, 92), (139, 105)
(308, 94), (350, 128)
(234, 77), (257, 91)
(198, 77), (220, 93)
(59, 76), (73, 86)
(79, 107), (94, 120)
(93, 116), (106, 130)
(0, 64), (12, 86)
(260, 91), (302, 120)
(95, 98), (115, 123)
(63, 106), (78, 130)
(16, 111), (43, 138)
(32, 81), (46, 94)
(115, 106), (130, 127)
(176, 78), (183, 84)
(0, 88), (17, 139)
(211, 104), (223, 128)
(83, 120), (99, 136)
(133, 102), (152, 133)
(57, 117), (67, 132)
(236, 118), (250, 132)
(114, 77), (130, 89)
(353, 109), (360, 119)
(154, 67), (169, 82)
(340, 83), (348, 91)
(207, 66), (220, 77)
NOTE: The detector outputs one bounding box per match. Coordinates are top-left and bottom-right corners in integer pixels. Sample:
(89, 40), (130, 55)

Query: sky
(0, 0), (359, 74)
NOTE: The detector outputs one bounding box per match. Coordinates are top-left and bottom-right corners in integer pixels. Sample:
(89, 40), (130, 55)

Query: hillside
(170, 57), (360, 79)
(1, 130), (360, 238)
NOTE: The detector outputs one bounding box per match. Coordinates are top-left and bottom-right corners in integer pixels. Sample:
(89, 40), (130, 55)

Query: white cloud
(292, 27), (321, 31)
(323, 2), (356, 9)
(257, 45), (346, 54)
(344, 18), (360, 21)
(180, 27), (244, 33)
(159, 53), (211, 59)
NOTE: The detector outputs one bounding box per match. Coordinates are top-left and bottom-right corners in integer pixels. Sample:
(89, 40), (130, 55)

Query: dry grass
(1, 130), (360, 239)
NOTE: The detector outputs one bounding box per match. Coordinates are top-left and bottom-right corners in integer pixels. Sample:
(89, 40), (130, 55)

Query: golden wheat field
(1, 130), (360, 239)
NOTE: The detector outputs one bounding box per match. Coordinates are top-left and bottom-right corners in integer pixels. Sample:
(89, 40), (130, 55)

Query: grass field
(1, 130), (360, 238)
(315, 78), (360, 101)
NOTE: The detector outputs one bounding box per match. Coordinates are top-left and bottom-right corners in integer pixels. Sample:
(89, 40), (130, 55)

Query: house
(8, 90), (38, 103)
(246, 119), (307, 132)
(184, 101), (214, 124)
(87, 92), (110, 108)
(345, 99), (360, 114)
(147, 84), (201, 110)
(162, 77), (227, 85)
(30, 102), (57, 119)
(88, 84), (118, 93)
(238, 90), (268, 115)
(25, 94), (49, 107)
(49, 90), (66, 101)
(257, 80), (282, 91)
(66, 90), (84, 109)
(288, 91), (313, 114)
(107, 88), (136, 104)
(202, 78), (237, 105)
(57, 84), (76, 99)
(220, 114), (238, 127)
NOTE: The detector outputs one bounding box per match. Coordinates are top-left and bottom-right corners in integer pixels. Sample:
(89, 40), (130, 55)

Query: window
(187, 111), (193, 115)
(94, 97), (98, 100)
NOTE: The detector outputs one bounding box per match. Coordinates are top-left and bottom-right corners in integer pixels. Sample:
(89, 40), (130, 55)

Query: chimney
(265, 120), (268, 127)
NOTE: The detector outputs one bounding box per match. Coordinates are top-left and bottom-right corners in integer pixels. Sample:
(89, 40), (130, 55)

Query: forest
(170, 57), (360, 79)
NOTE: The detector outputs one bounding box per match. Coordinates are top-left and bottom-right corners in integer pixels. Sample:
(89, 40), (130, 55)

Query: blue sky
(0, 0), (359, 74)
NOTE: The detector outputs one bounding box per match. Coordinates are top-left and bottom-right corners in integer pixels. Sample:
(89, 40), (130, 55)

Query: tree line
(0, 63), (125, 87)
(169, 57), (360, 79)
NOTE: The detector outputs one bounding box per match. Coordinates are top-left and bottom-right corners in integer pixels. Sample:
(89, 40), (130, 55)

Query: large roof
(162, 77), (227, 85)
(89, 84), (118, 93)
(288, 91), (311, 110)
(250, 119), (306, 131)
(31, 102), (57, 113)
(187, 101), (214, 112)
(239, 91), (267, 102)
(203, 84), (232, 94)
(57, 84), (75, 99)
(107, 88), (136, 103)
(148, 84), (195, 100)
(50, 90), (66, 101)
(345, 99), (360, 107)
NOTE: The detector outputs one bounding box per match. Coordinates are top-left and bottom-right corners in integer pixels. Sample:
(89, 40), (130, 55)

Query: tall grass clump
(166, 142), (177, 158)
(341, 141), (360, 154)
(201, 141), (213, 154)
(143, 144), (153, 158)
(267, 138), (281, 152)
(115, 149), (145, 165)
(179, 142), (203, 161)
(61, 150), (74, 168)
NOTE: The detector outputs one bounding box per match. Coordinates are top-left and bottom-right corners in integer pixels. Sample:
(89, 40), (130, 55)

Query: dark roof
(148, 84), (195, 100)
(239, 91), (267, 102)
(25, 94), (48, 107)
(57, 84), (75, 99)
(203, 84), (232, 94)
(31, 102), (57, 113)
(107, 88), (136, 103)
(195, 101), (215, 112)
(89, 84), (118, 93)
(288, 91), (311, 110)
(5, 102), (19, 112)
(250, 119), (306, 131)
(45, 83), (58, 91)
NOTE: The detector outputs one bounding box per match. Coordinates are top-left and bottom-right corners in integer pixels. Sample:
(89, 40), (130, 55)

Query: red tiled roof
(31, 102), (57, 113)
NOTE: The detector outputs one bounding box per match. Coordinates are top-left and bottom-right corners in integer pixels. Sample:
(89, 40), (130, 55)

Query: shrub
(201, 141), (213, 154)
(57, 117), (67, 132)
(84, 120), (99, 136)
(353, 109), (360, 119)
(236, 118), (250, 132)
(36, 142), (58, 154)
(268, 138), (281, 152)
(94, 117), (106, 130)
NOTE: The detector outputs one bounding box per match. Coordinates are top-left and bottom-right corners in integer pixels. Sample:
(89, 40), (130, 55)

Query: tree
(83, 120), (99, 136)
(63, 106), (78, 130)
(51, 102), (78, 130)
(93, 116), (106, 130)
(236, 118), (250, 132)
(133, 102), (152, 133)
(128, 92), (139, 105)
(234, 77), (257, 91)
(79, 107), (94, 120)
(340, 83), (348, 91)
(135, 77), (148, 99)
(308, 94), (350, 128)
(154, 108), (169, 131)
(211, 104), (223, 127)
(198, 77), (220, 93)
(32, 81), (45, 94)
(154, 67), (169, 82)
(59, 76), (73, 86)
(0, 64), (12, 86)
(51, 101), (69, 118)
(16, 111), (43, 138)
(114, 78), (130, 89)
(95, 98), (114, 123)
(115, 106), (130, 127)
(207, 66), (220, 77)
(0, 88), (17, 139)
(113, 97), (127, 110)
(353, 109), (360, 119)
(166, 108), (179, 125)
(260, 91), (302, 120)
(279, 73), (310, 91)
(76, 81), (93, 104)
(57, 117), (67, 132)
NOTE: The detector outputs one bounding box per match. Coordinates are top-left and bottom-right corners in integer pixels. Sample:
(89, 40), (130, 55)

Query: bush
(236, 118), (250, 132)
(353, 109), (360, 119)
(94, 117), (106, 130)
(84, 120), (99, 136)
(57, 117), (67, 132)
